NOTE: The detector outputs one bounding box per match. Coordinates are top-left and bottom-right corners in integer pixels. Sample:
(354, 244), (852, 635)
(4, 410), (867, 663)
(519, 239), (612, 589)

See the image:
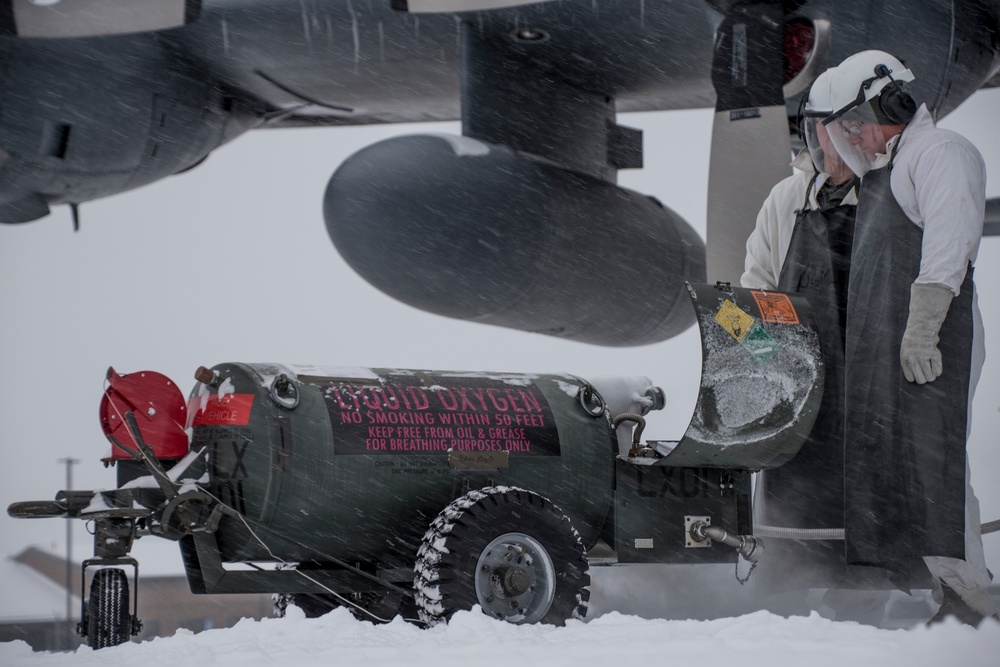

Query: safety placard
(742, 321), (780, 364)
(714, 299), (755, 342)
(188, 394), (255, 426)
(751, 290), (800, 325)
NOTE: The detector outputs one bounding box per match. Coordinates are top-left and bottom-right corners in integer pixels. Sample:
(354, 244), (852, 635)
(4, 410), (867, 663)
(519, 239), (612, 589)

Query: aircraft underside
(0, 0), (998, 343)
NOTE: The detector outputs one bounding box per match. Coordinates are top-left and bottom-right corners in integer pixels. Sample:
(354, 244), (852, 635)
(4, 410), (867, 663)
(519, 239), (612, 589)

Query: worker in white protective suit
(822, 49), (996, 627)
(742, 70), (891, 626)
(743, 71), (858, 291)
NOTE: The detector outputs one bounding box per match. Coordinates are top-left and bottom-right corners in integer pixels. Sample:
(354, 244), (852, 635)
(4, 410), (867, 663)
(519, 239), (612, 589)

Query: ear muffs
(877, 80), (916, 124)
(873, 64), (916, 125)
(795, 86), (810, 143)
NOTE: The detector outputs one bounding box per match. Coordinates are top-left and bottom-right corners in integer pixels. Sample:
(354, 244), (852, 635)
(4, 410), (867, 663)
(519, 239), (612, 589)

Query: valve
(686, 516), (764, 563)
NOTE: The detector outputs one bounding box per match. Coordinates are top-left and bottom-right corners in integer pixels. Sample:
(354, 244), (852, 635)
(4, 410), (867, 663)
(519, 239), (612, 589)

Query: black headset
(795, 84), (811, 142)
(872, 64), (916, 124)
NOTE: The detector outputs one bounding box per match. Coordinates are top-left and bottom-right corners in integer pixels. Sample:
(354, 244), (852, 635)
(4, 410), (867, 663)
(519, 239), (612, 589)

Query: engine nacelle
(0, 34), (253, 224)
(1, 0), (201, 39)
(324, 134), (706, 347)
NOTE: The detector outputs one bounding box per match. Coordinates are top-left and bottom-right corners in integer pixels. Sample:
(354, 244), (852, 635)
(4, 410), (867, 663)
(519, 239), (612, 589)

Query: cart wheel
(87, 568), (132, 649)
(414, 486), (589, 626)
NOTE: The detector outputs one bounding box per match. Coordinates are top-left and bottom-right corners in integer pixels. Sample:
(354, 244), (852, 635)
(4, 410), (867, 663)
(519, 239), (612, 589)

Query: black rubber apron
(762, 178), (855, 529)
(843, 152), (973, 570)
(755, 179), (882, 589)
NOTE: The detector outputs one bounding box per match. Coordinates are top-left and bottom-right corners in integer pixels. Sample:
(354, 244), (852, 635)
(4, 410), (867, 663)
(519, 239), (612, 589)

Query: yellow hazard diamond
(714, 299), (755, 343)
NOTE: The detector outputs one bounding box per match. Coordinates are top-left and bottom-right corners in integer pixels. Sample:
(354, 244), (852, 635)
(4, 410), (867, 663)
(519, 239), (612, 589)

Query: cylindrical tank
(186, 363), (634, 567)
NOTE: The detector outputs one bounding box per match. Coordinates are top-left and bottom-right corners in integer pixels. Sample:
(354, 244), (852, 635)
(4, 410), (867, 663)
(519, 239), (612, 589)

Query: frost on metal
(436, 371), (540, 386)
(684, 313), (819, 447)
(632, 285), (824, 470)
(554, 380), (581, 398)
(218, 377), (236, 399)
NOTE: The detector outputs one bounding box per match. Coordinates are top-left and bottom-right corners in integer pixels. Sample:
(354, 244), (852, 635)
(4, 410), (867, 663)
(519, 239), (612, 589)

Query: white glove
(900, 283), (954, 384)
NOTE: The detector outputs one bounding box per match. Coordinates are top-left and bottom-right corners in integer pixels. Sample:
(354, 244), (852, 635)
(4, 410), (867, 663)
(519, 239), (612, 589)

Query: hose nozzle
(689, 520), (765, 563)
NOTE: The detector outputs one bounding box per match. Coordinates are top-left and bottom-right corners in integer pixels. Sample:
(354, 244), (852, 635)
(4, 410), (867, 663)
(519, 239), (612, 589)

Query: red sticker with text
(751, 291), (800, 325)
(188, 394), (255, 426)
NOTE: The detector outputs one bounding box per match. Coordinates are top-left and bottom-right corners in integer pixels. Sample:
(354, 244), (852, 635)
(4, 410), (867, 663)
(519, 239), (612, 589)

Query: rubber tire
(414, 486), (590, 626)
(6, 500), (67, 518)
(87, 568), (132, 649)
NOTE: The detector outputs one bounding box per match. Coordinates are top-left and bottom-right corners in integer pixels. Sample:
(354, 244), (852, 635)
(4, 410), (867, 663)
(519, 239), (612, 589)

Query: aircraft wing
(2, 0), (998, 341)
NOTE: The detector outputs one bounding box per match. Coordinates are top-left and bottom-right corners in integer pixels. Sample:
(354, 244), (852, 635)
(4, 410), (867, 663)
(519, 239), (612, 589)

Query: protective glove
(900, 283), (954, 384)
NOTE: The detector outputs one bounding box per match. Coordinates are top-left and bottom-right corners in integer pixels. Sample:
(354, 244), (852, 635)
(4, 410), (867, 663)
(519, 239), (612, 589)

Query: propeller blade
(985, 198), (1000, 236)
(706, 0), (792, 284)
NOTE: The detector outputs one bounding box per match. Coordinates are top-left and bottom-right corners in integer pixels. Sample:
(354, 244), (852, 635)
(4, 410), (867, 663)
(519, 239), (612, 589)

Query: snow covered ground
(2, 603), (998, 667)
(3, 551), (999, 665)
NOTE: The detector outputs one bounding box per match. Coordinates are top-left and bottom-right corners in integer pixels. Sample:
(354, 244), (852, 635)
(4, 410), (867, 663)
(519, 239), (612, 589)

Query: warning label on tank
(714, 299), (755, 342)
(741, 321), (780, 364)
(315, 377), (561, 456)
(188, 394), (255, 426)
(751, 290), (800, 325)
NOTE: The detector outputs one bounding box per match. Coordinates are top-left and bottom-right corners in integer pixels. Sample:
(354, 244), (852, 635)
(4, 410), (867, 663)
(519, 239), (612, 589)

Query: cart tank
(188, 365), (645, 566)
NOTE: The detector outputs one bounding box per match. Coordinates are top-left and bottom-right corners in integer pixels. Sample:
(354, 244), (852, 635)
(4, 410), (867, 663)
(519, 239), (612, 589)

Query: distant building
(0, 551), (82, 651)
(1, 545), (273, 652)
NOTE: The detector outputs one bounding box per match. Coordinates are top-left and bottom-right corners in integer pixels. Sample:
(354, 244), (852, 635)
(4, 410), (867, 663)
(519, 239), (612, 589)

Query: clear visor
(823, 100), (887, 177)
(803, 116), (853, 183)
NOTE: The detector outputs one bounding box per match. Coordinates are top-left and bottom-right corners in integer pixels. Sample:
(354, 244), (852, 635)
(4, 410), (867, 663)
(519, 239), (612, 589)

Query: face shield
(803, 115), (853, 183)
(823, 100), (888, 177)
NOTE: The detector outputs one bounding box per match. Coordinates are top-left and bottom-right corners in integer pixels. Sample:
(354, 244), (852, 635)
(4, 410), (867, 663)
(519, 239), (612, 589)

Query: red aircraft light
(784, 19), (816, 84)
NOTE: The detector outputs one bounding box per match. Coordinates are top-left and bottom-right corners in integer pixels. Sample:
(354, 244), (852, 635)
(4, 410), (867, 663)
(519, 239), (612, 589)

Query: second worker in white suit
(743, 69), (891, 625)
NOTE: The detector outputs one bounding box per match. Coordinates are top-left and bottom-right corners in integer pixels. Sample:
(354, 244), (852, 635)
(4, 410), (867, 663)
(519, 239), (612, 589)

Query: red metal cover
(100, 367), (189, 460)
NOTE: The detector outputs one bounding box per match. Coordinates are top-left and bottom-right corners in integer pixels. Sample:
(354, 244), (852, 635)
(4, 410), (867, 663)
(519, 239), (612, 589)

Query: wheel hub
(500, 565), (531, 597)
(474, 532), (556, 623)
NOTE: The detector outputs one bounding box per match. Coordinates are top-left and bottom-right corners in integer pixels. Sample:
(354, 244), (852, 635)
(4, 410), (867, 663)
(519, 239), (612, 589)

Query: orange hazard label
(751, 291), (800, 325)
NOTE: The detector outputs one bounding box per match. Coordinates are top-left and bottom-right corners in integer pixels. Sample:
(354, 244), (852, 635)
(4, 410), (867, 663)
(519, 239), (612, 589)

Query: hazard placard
(714, 299), (755, 342)
(751, 290), (800, 325)
(742, 321), (780, 364)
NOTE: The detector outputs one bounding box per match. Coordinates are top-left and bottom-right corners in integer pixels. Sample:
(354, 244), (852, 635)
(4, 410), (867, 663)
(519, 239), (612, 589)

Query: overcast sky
(1, 89), (997, 580)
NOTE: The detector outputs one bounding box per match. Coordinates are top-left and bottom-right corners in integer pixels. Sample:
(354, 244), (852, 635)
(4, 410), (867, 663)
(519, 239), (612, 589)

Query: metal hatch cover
(649, 282), (824, 470)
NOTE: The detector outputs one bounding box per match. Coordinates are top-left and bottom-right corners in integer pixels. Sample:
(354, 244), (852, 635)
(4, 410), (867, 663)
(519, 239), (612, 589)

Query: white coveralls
(744, 106), (992, 617)
(741, 149), (857, 290)
(743, 150), (889, 622)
